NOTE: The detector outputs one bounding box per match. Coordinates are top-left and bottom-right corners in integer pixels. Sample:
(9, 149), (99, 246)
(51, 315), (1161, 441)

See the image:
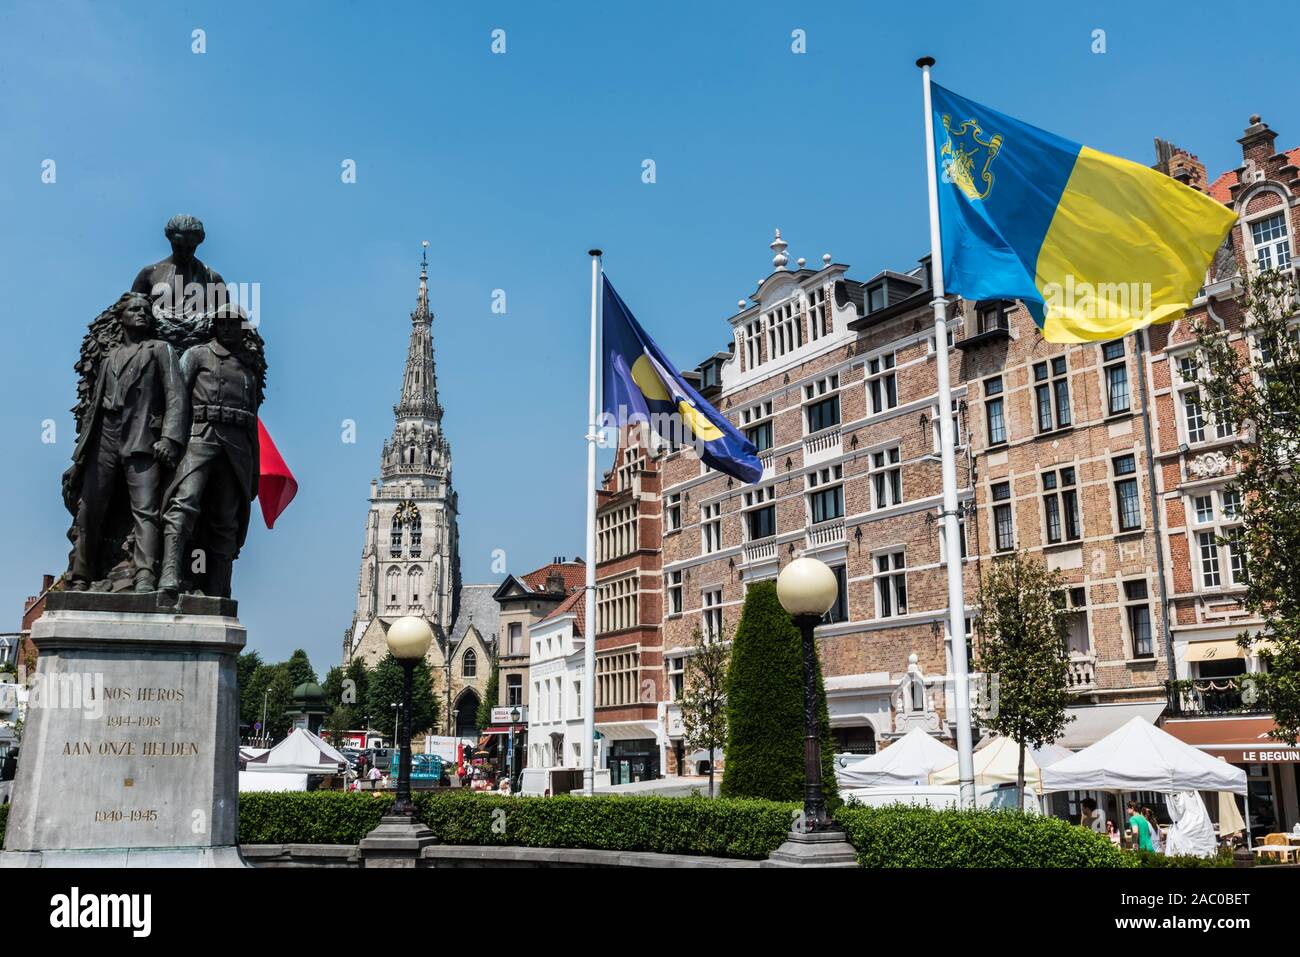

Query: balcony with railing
(803, 426), (842, 466)
(742, 538), (777, 564)
(1066, 654), (1096, 692)
(758, 450), (774, 478)
(807, 518), (845, 549)
(1167, 676), (1269, 717)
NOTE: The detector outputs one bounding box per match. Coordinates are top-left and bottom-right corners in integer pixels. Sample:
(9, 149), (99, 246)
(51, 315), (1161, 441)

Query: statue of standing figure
(61, 215), (268, 602)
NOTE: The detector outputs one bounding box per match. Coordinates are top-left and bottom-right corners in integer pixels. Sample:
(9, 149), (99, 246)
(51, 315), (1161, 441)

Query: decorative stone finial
(1249, 114), (1261, 125)
(797, 257), (806, 269)
(822, 253), (832, 266)
(770, 228), (789, 271)
(737, 299), (746, 309)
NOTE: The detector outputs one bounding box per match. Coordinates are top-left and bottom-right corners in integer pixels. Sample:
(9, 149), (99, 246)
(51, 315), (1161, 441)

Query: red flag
(257, 418), (298, 529)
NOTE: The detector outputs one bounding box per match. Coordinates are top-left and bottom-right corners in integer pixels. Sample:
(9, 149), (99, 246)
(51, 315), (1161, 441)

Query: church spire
(394, 240), (441, 423)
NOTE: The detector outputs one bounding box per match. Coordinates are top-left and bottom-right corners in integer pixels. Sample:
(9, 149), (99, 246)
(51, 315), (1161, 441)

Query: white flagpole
(917, 56), (976, 809)
(583, 249), (603, 796)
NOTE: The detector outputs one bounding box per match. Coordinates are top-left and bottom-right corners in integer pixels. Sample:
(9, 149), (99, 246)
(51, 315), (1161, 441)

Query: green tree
(1194, 269), (1300, 743)
(680, 626), (729, 798)
(720, 581), (837, 803)
(477, 660), (500, 729)
(322, 704), (350, 752)
(972, 552), (1073, 807)
(236, 650), (264, 735)
(284, 648), (318, 689)
(366, 653), (438, 743)
(343, 659), (371, 729)
(260, 664), (297, 742)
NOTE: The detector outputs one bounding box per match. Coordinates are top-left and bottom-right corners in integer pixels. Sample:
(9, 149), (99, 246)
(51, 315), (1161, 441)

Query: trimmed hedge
(238, 790), (795, 860)
(833, 804), (1134, 868)
(1126, 848), (1234, 868)
(240, 790), (395, 844)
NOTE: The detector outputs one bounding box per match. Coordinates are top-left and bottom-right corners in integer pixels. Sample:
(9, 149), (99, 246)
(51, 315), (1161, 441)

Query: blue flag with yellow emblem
(601, 276), (761, 484)
(931, 83), (1236, 343)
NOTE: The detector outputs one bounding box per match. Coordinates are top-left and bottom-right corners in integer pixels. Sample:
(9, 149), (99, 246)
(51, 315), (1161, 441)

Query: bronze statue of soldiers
(65, 292), (186, 592)
(159, 304), (263, 603)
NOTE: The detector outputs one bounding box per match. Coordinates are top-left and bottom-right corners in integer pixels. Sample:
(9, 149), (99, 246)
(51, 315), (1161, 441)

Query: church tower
(346, 245), (461, 663)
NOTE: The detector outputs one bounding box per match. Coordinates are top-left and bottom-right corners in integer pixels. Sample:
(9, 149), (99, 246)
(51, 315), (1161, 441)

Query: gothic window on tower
(462, 648), (477, 678)
(408, 568), (423, 610)
(390, 515), (403, 557)
(410, 510), (422, 557)
(386, 568), (401, 610)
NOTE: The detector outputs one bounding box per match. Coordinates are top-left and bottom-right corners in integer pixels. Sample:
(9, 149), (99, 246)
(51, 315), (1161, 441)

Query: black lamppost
(776, 556), (840, 832)
(508, 705), (521, 791)
(386, 616), (432, 820)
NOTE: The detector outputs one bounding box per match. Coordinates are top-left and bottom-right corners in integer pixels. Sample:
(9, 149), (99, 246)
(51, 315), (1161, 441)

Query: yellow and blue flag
(932, 84), (1236, 343)
(602, 276), (761, 483)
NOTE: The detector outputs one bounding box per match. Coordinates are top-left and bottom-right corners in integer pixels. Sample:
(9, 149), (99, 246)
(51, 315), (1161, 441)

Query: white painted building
(520, 591), (610, 794)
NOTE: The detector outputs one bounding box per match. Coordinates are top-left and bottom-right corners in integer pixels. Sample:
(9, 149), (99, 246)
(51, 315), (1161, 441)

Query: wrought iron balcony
(1166, 676), (1269, 717)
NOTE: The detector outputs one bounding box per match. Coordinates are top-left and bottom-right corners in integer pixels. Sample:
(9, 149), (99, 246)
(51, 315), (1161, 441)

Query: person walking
(1128, 800), (1154, 852)
(1143, 806), (1164, 854)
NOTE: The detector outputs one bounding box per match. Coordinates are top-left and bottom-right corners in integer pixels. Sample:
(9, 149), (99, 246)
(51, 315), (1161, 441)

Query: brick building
(593, 426), (666, 783)
(1146, 117), (1300, 833)
(659, 230), (976, 772)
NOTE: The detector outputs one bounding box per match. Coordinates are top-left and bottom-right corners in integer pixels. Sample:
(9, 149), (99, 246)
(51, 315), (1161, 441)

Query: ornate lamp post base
(763, 829), (859, 868)
(358, 815), (435, 868)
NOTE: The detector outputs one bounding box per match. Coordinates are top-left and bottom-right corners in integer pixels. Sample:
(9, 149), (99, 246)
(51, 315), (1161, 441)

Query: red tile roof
(1207, 146), (1300, 204)
(521, 559), (586, 594)
(538, 588), (586, 636)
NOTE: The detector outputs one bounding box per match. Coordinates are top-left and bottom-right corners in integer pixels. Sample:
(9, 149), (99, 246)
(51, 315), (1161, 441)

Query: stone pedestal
(762, 829), (859, 868)
(358, 815), (436, 868)
(1, 592), (247, 868)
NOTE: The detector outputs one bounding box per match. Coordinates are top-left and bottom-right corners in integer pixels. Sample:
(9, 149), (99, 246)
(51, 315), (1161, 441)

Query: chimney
(41, 574), (54, 592)
(1238, 114), (1277, 167)
(545, 569), (566, 595)
(1154, 138), (1207, 193)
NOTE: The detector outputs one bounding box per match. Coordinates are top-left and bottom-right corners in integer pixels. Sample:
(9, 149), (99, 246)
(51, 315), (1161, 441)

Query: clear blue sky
(1, 0), (1291, 670)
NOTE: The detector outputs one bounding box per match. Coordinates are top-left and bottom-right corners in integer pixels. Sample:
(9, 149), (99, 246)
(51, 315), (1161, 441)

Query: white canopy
(1041, 716), (1247, 795)
(929, 737), (1073, 790)
(243, 727), (347, 776)
(836, 727), (958, 789)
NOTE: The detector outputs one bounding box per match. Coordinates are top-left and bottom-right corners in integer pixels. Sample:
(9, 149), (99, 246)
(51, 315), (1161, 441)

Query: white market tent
(1040, 716), (1246, 795)
(929, 737), (1073, 790)
(836, 727), (958, 789)
(243, 727), (348, 776)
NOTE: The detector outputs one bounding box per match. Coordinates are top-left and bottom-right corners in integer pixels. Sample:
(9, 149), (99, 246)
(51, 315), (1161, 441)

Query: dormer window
(868, 284), (886, 312)
(976, 301), (1011, 334)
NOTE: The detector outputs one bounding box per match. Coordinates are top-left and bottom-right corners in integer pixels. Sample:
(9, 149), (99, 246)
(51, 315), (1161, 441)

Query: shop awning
(481, 724), (526, 736)
(1163, 717), (1300, 764)
(1185, 639), (1245, 662)
(596, 720), (659, 741)
(1056, 701), (1166, 749)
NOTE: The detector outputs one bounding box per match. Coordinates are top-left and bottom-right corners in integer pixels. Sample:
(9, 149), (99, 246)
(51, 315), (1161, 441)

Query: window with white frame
(702, 588), (723, 641)
(1041, 466), (1081, 544)
(1175, 352), (1233, 442)
(1102, 340), (1131, 415)
(1191, 487), (1246, 590)
(931, 398), (965, 451)
(808, 286), (830, 340)
(870, 446), (903, 509)
(666, 570), (683, 615)
(664, 492), (682, 532)
(766, 299), (801, 359)
(805, 374), (841, 432)
(874, 551), (908, 618)
(667, 657), (685, 701)
(741, 400), (774, 453)
(742, 485), (776, 541)
(596, 651), (639, 708)
(867, 353), (898, 415)
(743, 319), (763, 370)
(701, 502), (721, 554)
(507, 674), (522, 707)
(1250, 211), (1292, 272)
(1033, 356), (1072, 432)
(596, 574), (637, 634)
(991, 481), (1014, 552)
(807, 464), (845, 524)
(597, 502), (637, 562)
